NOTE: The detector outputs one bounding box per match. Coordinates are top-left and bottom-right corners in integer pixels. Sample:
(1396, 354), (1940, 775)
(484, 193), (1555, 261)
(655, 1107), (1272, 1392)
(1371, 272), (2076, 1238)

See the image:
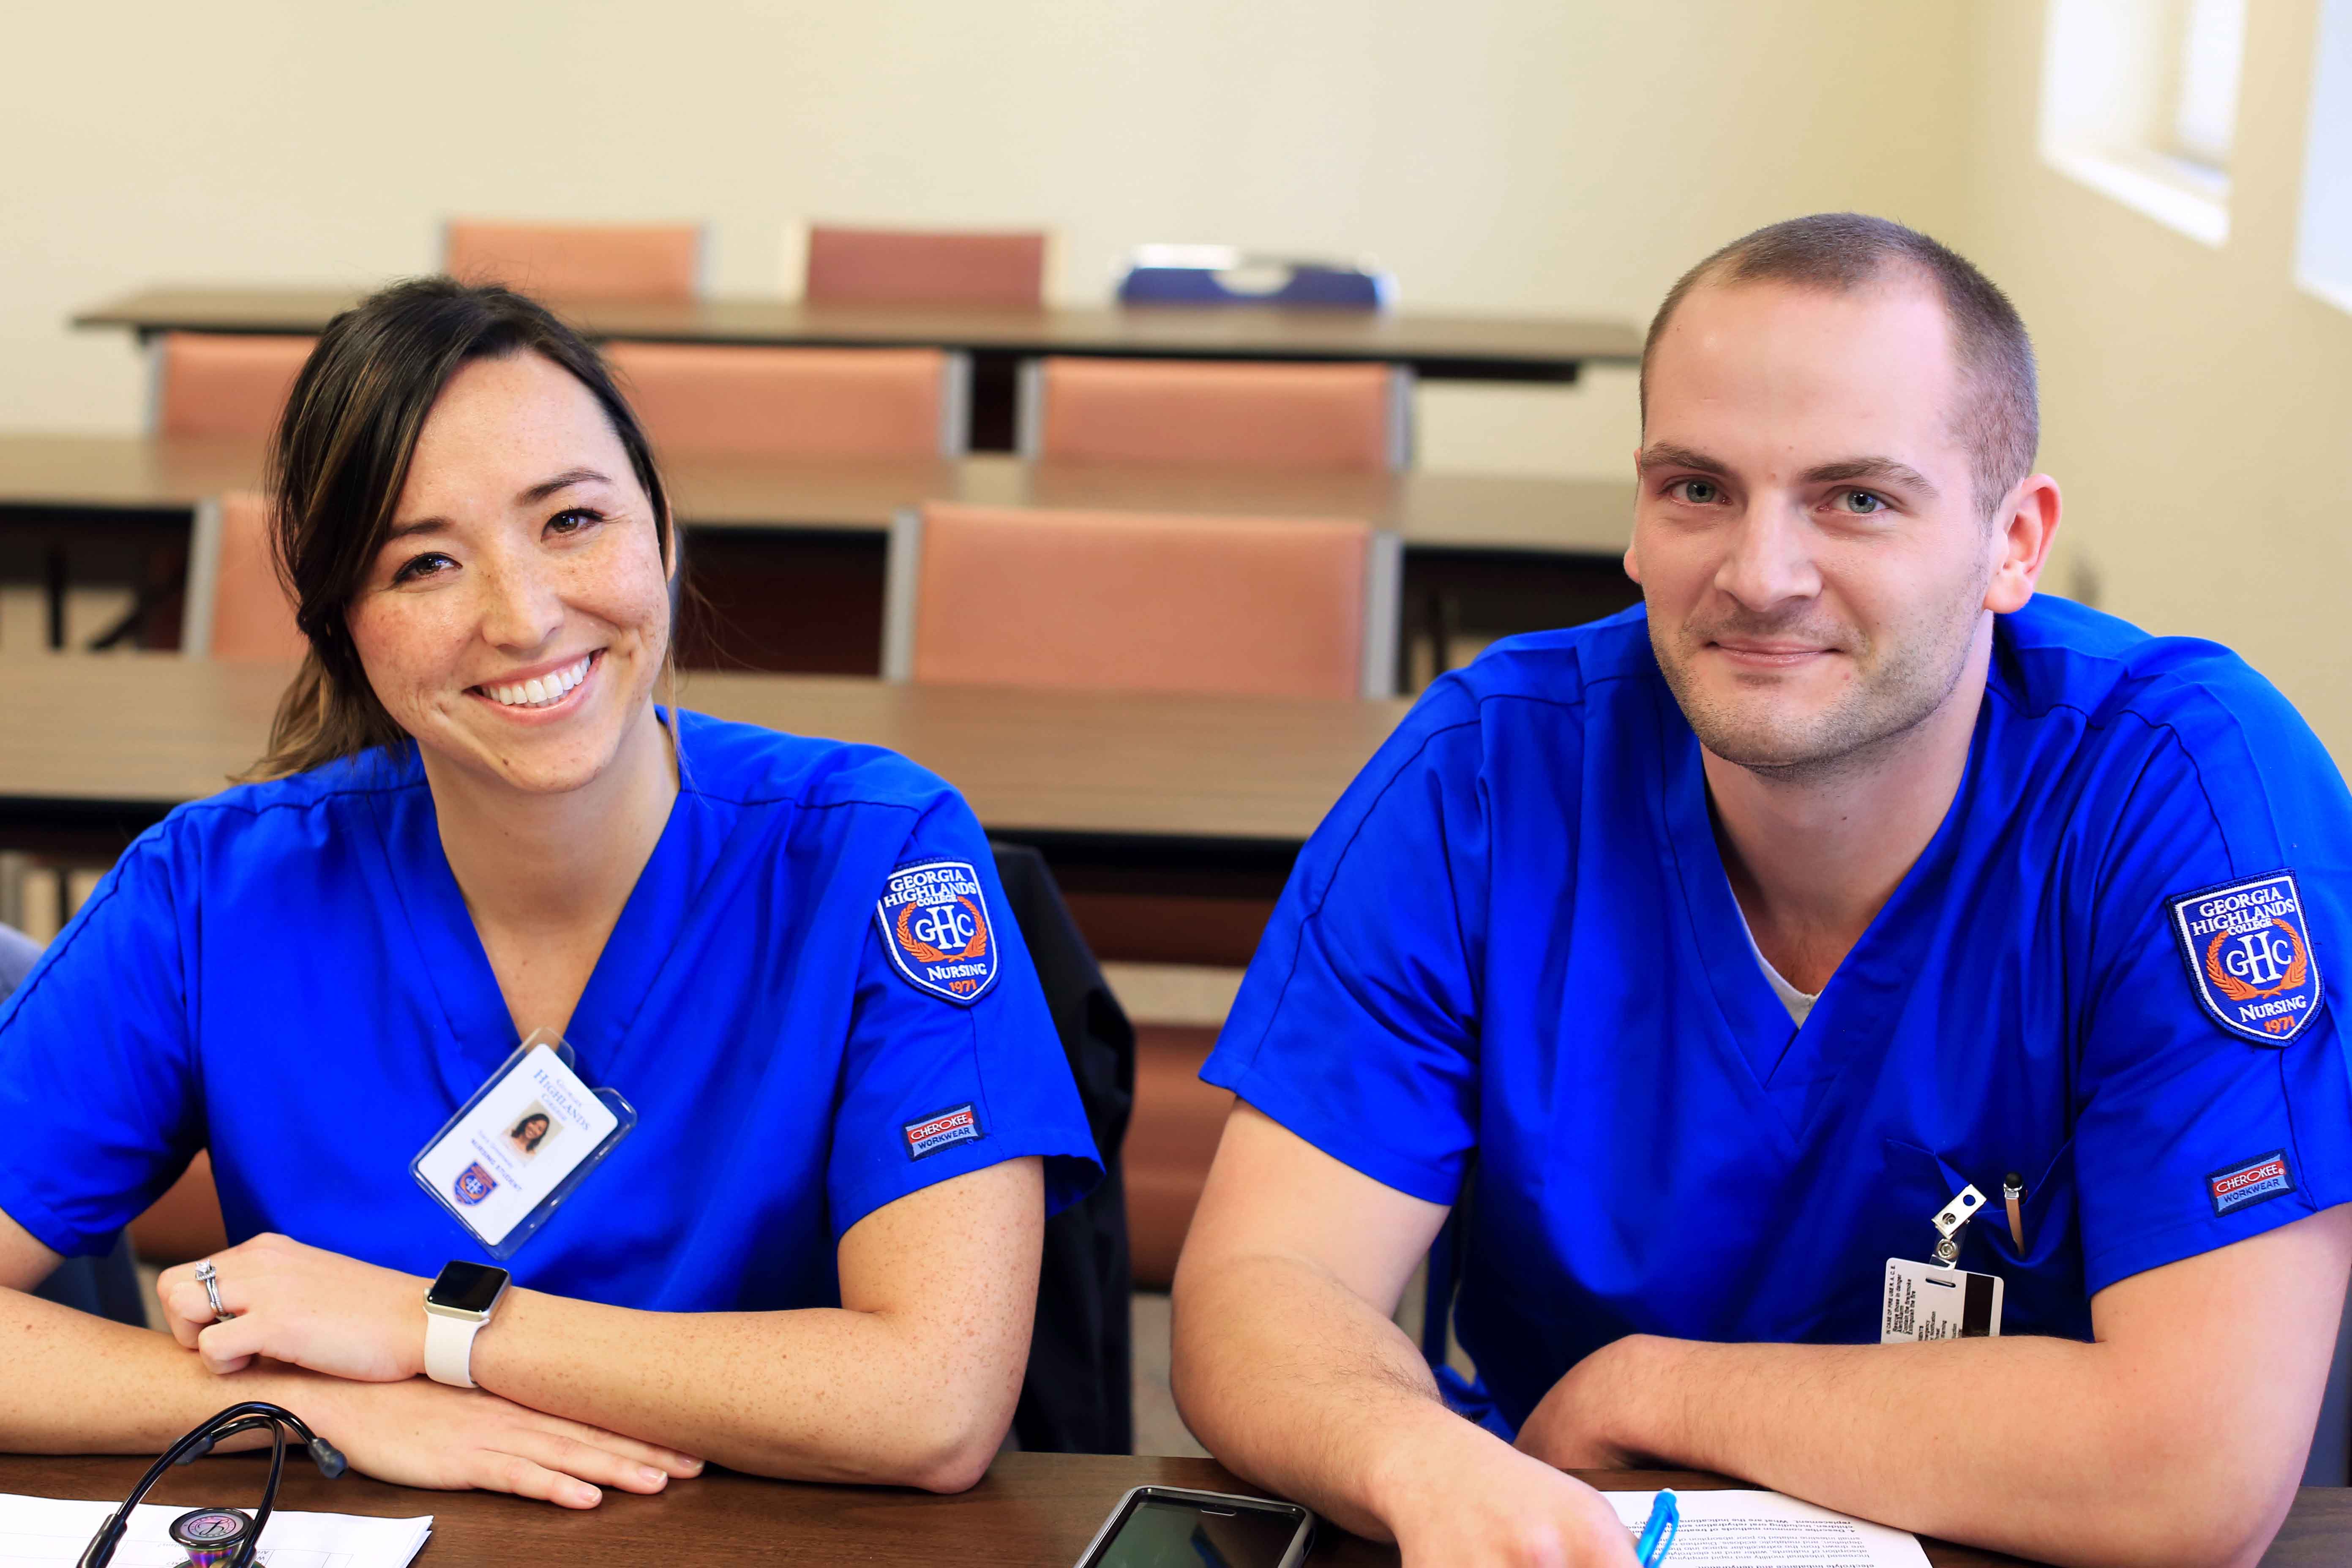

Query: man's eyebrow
(1636, 442), (1732, 476)
(518, 467), (613, 505)
(1801, 456), (1939, 496)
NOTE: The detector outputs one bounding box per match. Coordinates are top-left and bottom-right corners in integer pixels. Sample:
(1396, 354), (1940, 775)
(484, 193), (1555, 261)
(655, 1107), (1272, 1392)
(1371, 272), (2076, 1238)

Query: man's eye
(1836, 489), (1887, 514)
(392, 552), (454, 584)
(1671, 479), (1722, 505)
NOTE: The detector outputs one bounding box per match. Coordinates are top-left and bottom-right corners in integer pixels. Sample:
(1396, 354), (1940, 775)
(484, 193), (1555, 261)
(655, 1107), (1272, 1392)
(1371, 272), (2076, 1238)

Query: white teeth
(480, 654), (592, 710)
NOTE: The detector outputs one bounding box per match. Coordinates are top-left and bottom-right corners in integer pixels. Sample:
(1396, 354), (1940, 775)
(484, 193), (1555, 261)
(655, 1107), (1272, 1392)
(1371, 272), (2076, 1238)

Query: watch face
(428, 1260), (510, 1314)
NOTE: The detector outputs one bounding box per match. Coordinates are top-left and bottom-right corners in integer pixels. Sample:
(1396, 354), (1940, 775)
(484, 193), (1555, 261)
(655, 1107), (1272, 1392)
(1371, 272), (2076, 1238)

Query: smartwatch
(423, 1261), (510, 1388)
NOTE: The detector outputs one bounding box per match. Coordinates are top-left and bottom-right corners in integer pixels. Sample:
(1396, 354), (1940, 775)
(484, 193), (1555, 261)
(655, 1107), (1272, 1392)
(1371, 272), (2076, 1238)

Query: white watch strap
(424, 1309), (484, 1388)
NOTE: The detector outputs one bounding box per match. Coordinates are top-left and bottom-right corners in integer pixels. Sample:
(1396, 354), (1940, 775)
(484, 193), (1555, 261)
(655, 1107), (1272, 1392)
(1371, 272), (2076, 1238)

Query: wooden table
(0, 435), (1631, 554)
(75, 288), (1643, 382)
(0, 654), (1403, 863)
(3, 1451), (2342, 1565)
(0, 434), (1639, 667)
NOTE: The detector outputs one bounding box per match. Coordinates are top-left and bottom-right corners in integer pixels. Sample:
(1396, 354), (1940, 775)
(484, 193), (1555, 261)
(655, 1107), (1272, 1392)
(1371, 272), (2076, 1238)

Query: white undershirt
(1734, 899), (1821, 1026)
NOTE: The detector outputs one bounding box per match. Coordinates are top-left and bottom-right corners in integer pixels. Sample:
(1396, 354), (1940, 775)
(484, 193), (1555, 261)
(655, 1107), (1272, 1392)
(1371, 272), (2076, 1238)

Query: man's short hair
(1640, 213), (2038, 519)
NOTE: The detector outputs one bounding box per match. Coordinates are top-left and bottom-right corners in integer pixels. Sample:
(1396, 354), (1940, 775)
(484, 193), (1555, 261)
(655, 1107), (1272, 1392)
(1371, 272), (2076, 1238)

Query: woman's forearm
(468, 1291), (1017, 1488)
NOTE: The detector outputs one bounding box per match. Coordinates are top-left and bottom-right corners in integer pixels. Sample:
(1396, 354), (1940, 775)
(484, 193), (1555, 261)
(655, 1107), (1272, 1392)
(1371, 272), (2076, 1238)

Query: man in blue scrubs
(1171, 214), (2352, 1567)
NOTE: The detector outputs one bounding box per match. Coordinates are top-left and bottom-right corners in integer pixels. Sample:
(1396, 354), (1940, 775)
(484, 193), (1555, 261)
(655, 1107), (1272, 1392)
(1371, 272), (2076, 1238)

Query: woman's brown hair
(247, 278), (672, 780)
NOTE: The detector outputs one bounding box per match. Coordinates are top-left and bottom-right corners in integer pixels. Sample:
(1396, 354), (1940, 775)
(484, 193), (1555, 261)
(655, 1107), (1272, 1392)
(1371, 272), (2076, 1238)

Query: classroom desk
(0, 435), (1631, 553)
(75, 287), (1643, 381)
(0, 434), (1639, 666)
(3, 1450), (2343, 1566)
(0, 654), (1404, 873)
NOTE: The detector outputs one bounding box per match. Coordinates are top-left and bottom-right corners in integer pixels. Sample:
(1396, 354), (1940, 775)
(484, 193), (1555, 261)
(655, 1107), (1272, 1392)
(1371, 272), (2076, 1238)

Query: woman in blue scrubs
(0, 280), (1100, 1502)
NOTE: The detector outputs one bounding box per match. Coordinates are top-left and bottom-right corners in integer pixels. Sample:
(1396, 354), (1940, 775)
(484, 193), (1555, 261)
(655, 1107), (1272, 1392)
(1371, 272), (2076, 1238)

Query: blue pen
(1632, 1489), (1680, 1568)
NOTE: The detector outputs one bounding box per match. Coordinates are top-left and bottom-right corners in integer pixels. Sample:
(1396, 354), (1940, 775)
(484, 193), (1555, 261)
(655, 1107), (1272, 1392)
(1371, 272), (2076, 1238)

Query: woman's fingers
(192, 1319), (259, 1376)
(472, 1450), (603, 1510)
(500, 1425), (674, 1496)
(514, 1408), (704, 1477)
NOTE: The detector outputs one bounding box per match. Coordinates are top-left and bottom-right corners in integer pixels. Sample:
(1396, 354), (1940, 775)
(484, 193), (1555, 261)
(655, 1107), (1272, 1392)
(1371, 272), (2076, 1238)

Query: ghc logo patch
(875, 859), (1000, 1006)
(2168, 871), (2323, 1045)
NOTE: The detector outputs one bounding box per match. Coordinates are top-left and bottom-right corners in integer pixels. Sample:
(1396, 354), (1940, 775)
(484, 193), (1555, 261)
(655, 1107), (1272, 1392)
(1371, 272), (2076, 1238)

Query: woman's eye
(1835, 489), (1887, 515)
(391, 552), (454, 584)
(1671, 478), (1722, 505)
(546, 507), (604, 536)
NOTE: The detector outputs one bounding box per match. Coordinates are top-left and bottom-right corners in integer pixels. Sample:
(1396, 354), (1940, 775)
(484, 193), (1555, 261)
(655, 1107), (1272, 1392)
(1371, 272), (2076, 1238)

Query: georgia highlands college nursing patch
(875, 859), (1000, 1006)
(2168, 871), (2324, 1044)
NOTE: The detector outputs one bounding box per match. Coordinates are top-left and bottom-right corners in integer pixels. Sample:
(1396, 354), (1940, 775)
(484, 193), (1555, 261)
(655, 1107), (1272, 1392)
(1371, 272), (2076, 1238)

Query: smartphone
(1072, 1485), (1316, 1568)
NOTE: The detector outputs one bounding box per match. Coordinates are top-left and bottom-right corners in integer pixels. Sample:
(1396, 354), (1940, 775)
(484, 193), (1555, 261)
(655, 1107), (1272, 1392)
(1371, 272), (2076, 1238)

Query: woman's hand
(290, 1372), (702, 1508)
(156, 1233), (428, 1380)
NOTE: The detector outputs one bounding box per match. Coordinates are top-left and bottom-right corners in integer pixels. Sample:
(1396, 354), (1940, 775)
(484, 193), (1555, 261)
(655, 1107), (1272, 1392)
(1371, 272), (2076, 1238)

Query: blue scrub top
(1205, 598), (2352, 1434)
(0, 710), (1100, 1312)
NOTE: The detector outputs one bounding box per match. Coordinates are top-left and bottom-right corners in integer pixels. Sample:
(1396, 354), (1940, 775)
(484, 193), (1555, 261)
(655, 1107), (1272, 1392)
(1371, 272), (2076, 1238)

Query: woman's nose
(475, 551), (566, 652)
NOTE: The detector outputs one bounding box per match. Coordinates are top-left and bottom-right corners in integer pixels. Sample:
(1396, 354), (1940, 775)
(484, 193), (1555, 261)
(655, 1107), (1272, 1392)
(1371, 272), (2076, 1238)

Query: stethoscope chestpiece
(167, 1507), (254, 1568)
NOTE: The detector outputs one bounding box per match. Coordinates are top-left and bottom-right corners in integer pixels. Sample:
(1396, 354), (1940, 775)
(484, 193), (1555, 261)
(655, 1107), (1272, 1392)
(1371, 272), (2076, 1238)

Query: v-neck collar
(1657, 678), (1989, 1140)
(369, 716), (709, 1102)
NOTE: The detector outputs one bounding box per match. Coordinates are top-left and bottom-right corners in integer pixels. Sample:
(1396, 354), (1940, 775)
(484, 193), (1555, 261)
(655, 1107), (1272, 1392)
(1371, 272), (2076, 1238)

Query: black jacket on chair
(992, 843), (1136, 1455)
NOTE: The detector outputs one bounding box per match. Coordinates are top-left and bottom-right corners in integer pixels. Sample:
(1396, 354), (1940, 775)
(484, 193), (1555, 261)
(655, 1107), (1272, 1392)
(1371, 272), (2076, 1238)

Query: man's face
(1627, 276), (2009, 777)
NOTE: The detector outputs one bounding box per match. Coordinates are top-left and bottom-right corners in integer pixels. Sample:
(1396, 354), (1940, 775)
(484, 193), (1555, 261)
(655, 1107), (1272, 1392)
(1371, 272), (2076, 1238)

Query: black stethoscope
(77, 1402), (347, 1568)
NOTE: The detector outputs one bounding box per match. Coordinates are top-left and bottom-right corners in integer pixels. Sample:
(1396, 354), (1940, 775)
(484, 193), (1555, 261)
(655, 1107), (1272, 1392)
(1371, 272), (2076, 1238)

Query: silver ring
(193, 1259), (233, 1325)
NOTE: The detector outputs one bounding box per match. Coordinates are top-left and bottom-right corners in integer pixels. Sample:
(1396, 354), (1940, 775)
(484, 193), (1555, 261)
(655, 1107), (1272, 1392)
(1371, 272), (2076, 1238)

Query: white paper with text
(1602, 1488), (1931, 1568)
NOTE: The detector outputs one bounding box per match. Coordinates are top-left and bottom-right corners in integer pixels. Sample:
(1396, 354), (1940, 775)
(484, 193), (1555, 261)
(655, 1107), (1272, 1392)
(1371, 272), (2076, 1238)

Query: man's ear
(1984, 474), (2061, 614)
(1623, 446), (1645, 586)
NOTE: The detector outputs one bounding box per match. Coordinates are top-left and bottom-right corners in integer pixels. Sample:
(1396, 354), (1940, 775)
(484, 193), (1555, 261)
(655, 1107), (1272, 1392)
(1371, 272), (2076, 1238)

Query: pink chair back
(445, 221), (701, 301)
(889, 503), (1397, 700)
(605, 342), (960, 460)
(193, 492), (306, 661)
(805, 225), (1045, 308)
(1026, 357), (1404, 471)
(156, 333), (316, 440)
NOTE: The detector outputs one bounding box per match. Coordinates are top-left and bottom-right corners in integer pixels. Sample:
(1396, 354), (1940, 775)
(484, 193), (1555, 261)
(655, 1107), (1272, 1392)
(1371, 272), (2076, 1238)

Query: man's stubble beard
(1648, 589), (1989, 787)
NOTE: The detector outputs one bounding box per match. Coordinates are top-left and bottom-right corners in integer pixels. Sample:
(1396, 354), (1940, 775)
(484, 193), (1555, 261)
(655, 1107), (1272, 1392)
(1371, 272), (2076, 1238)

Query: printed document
(0, 1492), (430, 1568)
(1603, 1488), (1932, 1568)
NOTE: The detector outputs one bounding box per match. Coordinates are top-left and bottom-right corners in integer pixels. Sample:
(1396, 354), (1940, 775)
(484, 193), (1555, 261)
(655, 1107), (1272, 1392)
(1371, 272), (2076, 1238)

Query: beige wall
(10, 2), (2343, 749)
(1959, 0), (2352, 755)
(0, 0), (1970, 477)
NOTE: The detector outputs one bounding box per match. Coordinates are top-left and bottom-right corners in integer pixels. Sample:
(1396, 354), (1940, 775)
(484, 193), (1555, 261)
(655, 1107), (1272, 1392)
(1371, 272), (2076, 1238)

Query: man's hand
(290, 1372), (702, 1509)
(1514, 1337), (1651, 1472)
(1379, 1428), (1641, 1568)
(157, 1234), (427, 1380)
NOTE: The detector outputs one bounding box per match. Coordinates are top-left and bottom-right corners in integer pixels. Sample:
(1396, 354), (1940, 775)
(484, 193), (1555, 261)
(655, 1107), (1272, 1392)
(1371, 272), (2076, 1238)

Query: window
(2298, 0), (2352, 313)
(2041, 0), (2250, 245)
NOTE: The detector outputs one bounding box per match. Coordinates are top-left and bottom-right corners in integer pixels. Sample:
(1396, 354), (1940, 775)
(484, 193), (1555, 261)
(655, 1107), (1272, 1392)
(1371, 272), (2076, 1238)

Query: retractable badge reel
(409, 1027), (637, 1260)
(1881, 1183), (2006, 1342)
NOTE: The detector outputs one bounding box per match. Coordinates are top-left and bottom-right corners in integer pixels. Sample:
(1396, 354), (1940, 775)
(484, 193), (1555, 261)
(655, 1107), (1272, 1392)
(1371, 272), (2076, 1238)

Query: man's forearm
(1169, 1250), (1502, 1541)
(1575, 1334), (2292, 1568)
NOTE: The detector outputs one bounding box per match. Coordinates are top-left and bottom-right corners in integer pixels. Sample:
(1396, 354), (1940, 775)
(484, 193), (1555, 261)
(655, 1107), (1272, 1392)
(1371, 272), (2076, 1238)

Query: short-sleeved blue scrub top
(1204, 597), (2352, 1435)
(0, 710), (1100, 1312)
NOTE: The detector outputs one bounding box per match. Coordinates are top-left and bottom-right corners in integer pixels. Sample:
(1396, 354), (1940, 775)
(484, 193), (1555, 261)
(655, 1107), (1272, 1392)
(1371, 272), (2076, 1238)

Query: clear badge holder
(409, 1027), (638, 1262)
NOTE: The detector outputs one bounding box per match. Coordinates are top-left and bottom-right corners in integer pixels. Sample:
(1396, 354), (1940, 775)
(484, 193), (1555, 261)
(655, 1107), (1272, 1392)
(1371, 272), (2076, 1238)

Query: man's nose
(1712, 497), (1822, 612)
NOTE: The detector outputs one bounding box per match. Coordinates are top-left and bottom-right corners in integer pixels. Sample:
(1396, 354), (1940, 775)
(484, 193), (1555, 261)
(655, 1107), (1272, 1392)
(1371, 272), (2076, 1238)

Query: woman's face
(345, 351), (671, 797)
(515, 1115), (549, 1144)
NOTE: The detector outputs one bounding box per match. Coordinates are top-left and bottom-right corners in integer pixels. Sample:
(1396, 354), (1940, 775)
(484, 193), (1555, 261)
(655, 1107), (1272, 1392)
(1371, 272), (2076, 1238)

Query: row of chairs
(442, 221), (1395, 312)
(447, 219), (1048, 308)
(190, 492), (1403, 701)
(156, 333), (1413, 469)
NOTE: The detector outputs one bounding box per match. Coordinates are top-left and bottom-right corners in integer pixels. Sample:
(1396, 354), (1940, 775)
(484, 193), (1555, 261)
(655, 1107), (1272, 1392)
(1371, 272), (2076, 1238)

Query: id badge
(410, 1028), (637, 1260)
(1881, 1257), (2005, 1342)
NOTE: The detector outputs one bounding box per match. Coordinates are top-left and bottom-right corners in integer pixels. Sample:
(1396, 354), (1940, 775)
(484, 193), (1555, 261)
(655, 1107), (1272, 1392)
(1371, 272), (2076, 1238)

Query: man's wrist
(1361, 1393), (1519, 1535)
